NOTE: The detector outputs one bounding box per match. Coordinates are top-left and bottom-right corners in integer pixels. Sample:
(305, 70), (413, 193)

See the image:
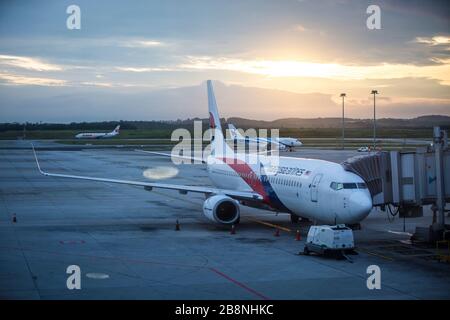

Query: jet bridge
(341, 127), (449, 241)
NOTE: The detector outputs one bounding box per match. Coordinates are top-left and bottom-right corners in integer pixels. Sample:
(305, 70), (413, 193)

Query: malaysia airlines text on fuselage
(75, 125), (120, 139)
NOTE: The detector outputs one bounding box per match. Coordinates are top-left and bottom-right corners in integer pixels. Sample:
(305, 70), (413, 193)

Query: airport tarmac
(1, 140), (449, 299)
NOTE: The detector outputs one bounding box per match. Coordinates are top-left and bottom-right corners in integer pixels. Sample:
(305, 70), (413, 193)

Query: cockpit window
(330, 182), (343, 190)
(331, 182), (366, 190)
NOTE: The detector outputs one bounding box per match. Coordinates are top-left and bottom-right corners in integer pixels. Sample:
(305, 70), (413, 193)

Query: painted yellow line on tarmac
(358, 248), (394, 261)
(244, 217), (292, 232)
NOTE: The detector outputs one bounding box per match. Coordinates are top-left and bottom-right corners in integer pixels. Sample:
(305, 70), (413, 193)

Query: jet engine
(203, 195), (240, 224)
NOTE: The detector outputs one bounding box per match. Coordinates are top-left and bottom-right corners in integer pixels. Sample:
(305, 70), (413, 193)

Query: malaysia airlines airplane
(75, 125), (120, 139)
(33, 81), (372, 225)
(228, 123), (303, 152)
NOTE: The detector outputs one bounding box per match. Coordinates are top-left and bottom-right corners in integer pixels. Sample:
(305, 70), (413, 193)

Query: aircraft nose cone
(348, 192), (372, 222)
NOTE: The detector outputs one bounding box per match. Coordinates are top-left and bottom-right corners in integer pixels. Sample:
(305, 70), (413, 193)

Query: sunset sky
(0, 0), (449, 122)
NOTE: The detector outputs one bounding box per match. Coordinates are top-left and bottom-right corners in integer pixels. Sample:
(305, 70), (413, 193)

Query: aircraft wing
(32, 145), (262, 202)
(135, 150), (206, 164)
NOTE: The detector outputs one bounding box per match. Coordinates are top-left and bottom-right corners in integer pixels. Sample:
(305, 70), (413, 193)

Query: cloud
(0, 72), (66, 86)
(79, 81), (114, 88)
(115, 66), (173, 72)
(180, 56), (450, 84)
(119, 39), (166, 48)
(415, 36), (450, 46)
(293, 24), (307, 32)
(0, 54), (62, 71)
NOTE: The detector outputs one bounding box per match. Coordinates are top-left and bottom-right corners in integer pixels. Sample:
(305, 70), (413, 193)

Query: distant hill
(225, 115), (450, 129)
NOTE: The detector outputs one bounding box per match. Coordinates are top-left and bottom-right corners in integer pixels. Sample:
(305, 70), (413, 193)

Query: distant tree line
(0, 115), (448, 132)
(0, 119), (214, 132)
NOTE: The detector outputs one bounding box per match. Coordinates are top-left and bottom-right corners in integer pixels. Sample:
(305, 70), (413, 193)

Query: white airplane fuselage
(75, 126), (120, 139)
(206, 153), (371, 224)
(276, 137), (303, 148)
(227, 124), (302, 151)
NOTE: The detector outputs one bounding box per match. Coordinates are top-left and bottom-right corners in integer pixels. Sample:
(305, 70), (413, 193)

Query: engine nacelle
(203, 195), (240, 224)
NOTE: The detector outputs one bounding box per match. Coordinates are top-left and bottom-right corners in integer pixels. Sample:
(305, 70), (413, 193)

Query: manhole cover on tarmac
(86, 273), (110, 279)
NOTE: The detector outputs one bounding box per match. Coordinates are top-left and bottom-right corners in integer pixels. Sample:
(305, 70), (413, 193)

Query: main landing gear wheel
(290, 214), (299, 223)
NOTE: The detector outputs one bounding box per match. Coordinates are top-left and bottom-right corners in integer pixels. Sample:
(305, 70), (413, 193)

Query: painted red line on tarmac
(209, 267), (269, 300)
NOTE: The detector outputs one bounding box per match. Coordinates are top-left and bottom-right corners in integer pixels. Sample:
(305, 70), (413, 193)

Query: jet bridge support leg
(433, 127), (446, 231)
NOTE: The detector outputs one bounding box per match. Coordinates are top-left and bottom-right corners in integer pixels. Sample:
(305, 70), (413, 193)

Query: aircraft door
(310, 174), (323, 202)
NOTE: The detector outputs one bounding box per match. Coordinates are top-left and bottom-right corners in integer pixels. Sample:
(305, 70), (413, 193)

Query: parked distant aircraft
(33, 81), (371, 225)
(75, 125), (120, 139)
(228, 123), (302, 152)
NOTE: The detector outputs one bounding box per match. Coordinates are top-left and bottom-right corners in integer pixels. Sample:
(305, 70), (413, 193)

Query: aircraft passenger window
(343, 183), (357, 189)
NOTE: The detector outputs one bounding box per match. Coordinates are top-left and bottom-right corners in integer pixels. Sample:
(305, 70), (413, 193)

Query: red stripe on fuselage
(219, 157), (270, 204)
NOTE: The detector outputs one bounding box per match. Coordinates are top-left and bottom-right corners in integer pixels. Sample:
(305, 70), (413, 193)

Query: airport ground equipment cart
(303, 224), (356, 257)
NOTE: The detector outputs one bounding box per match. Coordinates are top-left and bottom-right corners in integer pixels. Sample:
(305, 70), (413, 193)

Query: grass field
(0, 127), (434, 140)
(47, 139), (425, 151)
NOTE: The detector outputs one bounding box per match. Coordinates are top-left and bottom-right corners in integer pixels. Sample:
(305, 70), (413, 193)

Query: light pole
(340, 93), (346, 150)
(371, 90), (378, 150)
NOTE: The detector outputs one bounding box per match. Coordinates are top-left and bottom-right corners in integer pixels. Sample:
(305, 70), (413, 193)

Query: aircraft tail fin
(113, 125), (120, 133)
(228, 123), (244, 140)
(206, 80), (234, 157)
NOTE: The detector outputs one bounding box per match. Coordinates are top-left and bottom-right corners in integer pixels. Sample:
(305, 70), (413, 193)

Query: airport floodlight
(371, 90), (379, 149)
(340, 93), (346, 149)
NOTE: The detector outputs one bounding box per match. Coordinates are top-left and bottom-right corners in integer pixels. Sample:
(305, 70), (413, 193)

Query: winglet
(31, 143), (45, 175)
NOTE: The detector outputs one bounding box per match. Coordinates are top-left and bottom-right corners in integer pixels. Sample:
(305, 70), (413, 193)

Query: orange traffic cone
(274, 228), (280, 237)
(230, 224), (236, 235)
(12, 214), (17, 223)
(295, 230), (301, 241)
(175, 219), (180, 231)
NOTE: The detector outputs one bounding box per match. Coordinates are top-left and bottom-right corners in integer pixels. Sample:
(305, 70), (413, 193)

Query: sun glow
(182, 56), (450, 84)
